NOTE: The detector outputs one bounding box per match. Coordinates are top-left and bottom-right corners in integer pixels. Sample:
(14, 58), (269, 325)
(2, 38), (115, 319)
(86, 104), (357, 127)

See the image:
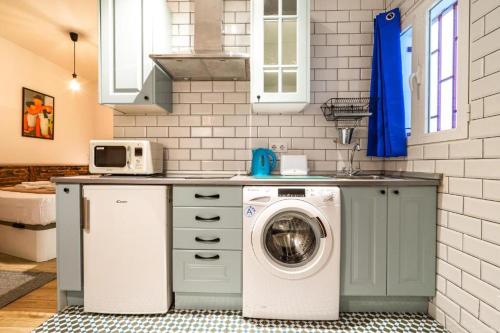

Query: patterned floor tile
(33, 307), (447, 333)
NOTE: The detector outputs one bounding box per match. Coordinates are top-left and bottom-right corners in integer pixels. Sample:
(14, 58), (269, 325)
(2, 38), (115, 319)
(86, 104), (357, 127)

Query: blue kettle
(251, 148), (277, 176)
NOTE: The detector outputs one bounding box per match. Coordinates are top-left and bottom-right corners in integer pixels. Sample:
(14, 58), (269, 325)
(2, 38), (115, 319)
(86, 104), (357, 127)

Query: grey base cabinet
(387, 187), (436, 296)
(172, 186), (243, 310)
(341, 187), (387, 296)
(341, 186), (436, 301)
(56, 184), (83, 311)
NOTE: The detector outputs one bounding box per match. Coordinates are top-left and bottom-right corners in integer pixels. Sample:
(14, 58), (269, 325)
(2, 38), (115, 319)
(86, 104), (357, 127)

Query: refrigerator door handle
(82, 197), (90, 231)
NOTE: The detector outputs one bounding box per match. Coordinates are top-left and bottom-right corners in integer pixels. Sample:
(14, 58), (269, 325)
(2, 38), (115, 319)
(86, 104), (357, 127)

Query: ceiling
(0, 0), (99, 81)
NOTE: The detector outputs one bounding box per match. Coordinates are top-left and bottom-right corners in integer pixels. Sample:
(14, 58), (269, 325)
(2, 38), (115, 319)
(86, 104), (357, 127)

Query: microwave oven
(89, 140), (164, 175)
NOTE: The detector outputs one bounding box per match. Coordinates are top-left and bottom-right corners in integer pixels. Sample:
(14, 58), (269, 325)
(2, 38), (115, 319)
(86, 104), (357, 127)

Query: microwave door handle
(126, 146), (131, 168)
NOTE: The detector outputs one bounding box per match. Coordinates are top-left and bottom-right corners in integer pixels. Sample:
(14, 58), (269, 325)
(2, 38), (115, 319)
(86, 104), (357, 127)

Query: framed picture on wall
(22, 87), (55, 140)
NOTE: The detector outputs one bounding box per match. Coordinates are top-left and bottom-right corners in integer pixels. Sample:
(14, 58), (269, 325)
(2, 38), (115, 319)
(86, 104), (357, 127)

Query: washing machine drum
(263, 211), (323, 267)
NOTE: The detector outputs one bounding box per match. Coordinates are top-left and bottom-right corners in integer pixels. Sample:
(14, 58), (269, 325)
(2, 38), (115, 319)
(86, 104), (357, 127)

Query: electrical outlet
(269, 140), (288, 153)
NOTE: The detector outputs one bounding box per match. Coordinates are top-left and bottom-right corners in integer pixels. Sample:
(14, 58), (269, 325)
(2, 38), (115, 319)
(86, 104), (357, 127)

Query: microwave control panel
(132, 146), (144, 170)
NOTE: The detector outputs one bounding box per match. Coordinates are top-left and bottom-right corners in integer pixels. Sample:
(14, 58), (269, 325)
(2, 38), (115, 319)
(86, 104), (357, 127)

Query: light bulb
(69, 77), (80, 91)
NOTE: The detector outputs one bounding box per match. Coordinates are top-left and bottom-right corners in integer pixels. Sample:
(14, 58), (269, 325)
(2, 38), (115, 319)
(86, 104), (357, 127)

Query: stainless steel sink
(332, 175), (394, 180)
(163, 174), (236, 179)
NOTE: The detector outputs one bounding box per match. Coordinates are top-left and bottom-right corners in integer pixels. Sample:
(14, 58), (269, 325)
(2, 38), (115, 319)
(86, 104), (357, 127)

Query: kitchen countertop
(52, 171), (441, 186)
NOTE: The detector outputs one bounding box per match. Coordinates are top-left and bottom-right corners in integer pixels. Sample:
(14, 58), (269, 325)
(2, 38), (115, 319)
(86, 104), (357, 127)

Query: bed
(0, 185), (56, 262)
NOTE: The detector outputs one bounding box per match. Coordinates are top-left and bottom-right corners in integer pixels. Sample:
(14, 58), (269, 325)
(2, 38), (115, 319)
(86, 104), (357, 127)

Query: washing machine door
(251, 199), (334, 280)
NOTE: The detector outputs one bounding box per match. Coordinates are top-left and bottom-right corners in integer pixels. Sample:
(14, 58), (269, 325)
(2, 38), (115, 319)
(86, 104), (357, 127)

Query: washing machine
(243, 186), (341, 321)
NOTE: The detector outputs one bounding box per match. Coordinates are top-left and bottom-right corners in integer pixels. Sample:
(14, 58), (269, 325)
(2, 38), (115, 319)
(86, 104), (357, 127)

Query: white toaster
(280, 155), (308, 176)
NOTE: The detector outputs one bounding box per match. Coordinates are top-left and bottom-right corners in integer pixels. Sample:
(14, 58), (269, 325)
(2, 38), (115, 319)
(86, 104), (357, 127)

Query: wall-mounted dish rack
(320, 97), (376, 124)
(320, 97), (376, 144)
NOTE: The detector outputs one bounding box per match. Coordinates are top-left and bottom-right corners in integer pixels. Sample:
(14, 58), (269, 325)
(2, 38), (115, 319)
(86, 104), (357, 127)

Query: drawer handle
(195, 215), (221, 222)
(194, 194), (220, 199)
(195, 254), (220, 260)
(195, 237), (221, 243)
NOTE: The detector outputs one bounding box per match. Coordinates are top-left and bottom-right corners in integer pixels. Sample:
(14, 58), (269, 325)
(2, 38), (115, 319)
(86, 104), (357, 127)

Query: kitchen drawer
(173, 228), (242, 250)
(173, 207), (242, 229)
(173, 250), (242, 294)
(173, 186), (242, 207)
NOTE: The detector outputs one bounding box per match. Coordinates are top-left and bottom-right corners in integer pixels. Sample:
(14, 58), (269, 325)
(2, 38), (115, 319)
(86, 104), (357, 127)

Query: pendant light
(69, 32), (80, 91)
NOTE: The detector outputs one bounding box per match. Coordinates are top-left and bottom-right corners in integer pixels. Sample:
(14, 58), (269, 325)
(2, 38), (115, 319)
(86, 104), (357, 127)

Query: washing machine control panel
(244, 187), (339, 205)
(276, 188), (336, 200)
(278, 188), (305, 197)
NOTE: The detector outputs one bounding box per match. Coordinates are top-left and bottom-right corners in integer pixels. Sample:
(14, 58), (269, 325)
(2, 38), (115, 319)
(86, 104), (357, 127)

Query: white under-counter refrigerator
(82, 185), (172, 314)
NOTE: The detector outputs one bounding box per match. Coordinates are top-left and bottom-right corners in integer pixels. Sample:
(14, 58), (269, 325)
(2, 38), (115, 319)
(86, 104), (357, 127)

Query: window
(427, 0), (458, 133)
(400, 27), (413, 137)
(400, 0), (468, 145)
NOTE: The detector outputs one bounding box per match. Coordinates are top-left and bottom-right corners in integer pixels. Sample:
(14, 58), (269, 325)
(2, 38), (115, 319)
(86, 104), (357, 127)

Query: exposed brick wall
(113, 0), (386, 173)
(385, 0), (500, 332)
(0, 165), (89, 186)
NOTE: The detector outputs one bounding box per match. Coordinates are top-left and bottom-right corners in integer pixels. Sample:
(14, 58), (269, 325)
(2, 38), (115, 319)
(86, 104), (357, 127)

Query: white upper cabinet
(99, 0), (172, 114)
(251, 0), (310, 113)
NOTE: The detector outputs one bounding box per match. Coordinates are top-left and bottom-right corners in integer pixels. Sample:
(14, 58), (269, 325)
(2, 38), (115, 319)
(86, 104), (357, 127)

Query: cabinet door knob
(144, 95), (149, 100)
(393, 190), (400, 195)
(257, 95), (261, 102)
(380, 189), (386, 195)
(63, 188), (70, 193)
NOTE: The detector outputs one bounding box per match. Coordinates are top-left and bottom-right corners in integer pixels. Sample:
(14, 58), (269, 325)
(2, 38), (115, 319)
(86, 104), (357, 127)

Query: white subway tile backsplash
(449, 178), (483, 198)
(438, 194), (464, 214)
(464, 197), (500, 223)
(179, 138), (201, 149)
(224, 115), (247, 126)
(462, 273), (500, 310)
(224, 92), (247, 104)
(479, 301), (500, 332)
(434, 291), (461, 322)
(124, 127), (146, 137)
(438, 226), (463, 250)
(202, 138), (223, 149)
(449, 140), (483, 159)
(447, 246), (481, 277)
(482, 220), (500, 246)
(465, 159), (500, 179)
(483, 137), (500, 157)
(202, 92), (224, 104)
(213, 127), (236, 137)
(463, 235), (500, 267)
(460, 308), (495, 333)
(483, 180), (500, 201)
(448, 213), (482, 238)
(446, 282), (480, 317)
(147, 127), (169, 137)
(191, 104), (213, 115)
(481, 261), (500, 290)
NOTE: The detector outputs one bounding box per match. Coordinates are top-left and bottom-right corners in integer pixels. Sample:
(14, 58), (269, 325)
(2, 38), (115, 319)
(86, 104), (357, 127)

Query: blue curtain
(367, 9), (407, 157)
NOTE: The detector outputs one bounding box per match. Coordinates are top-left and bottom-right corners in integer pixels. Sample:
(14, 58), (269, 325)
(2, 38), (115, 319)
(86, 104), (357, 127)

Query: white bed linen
(0, 190), (55, 226)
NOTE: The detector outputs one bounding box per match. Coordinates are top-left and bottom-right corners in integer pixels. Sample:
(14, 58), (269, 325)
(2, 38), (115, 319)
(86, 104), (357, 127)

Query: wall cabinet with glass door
(251, 0), (310, 113)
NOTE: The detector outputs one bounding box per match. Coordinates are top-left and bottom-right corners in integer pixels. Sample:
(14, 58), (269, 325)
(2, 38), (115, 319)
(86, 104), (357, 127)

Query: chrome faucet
(343, 143), (361, 176)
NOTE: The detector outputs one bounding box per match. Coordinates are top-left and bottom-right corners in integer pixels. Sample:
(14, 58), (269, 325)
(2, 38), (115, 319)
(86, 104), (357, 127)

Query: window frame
(400, 25), (414, 137)
(403, 0), (470, 146)
(427, 2), (458, 133)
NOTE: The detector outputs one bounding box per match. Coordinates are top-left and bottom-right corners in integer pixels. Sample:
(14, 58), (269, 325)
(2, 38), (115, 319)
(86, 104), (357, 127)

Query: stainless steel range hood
(150, 0), (249, 81)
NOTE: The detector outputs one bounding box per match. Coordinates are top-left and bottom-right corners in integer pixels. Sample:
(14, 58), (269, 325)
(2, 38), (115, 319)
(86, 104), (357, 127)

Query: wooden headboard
(0, 165), (89, 186)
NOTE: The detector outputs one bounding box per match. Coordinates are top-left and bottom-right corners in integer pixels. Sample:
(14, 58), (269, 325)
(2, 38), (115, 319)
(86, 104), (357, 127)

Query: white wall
(385, 0), (500, 332)
(0, 36), (113, 165)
